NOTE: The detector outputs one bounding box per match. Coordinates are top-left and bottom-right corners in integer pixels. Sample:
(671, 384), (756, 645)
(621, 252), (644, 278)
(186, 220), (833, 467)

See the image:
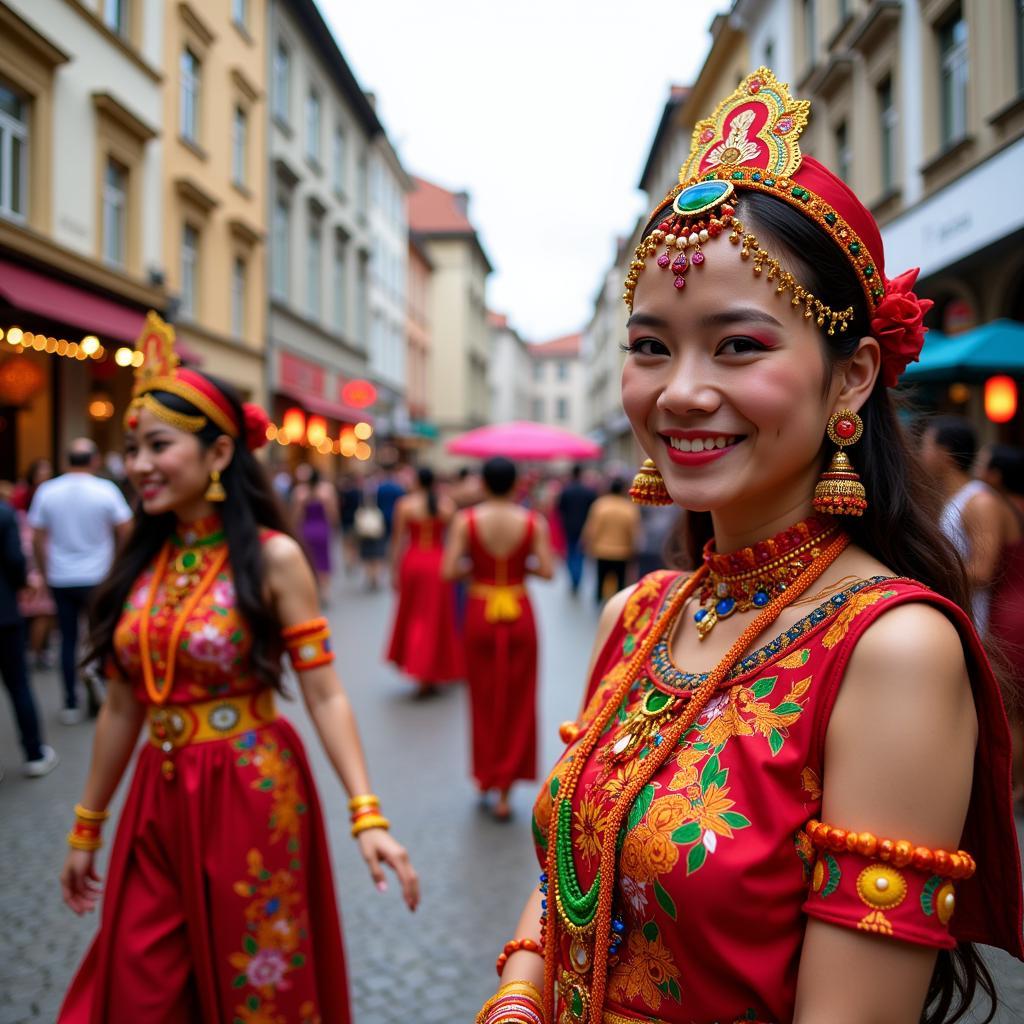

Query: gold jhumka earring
(813, 409), (867, 516)
(205, 469), (226, 503)
(629, 458), (672, 506)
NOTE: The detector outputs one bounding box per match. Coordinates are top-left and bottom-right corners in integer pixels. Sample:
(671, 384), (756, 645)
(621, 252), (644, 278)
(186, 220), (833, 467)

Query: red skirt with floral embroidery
(59, 716), (350, 1024)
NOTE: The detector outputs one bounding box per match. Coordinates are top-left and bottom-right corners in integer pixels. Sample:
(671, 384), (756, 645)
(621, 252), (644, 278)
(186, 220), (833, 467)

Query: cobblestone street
(1, 563), (1022, 1023)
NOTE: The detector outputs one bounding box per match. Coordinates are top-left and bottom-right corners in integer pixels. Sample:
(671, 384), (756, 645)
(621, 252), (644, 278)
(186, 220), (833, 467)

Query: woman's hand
(356, 828), (419, 912)
(60, 848), (103, 915)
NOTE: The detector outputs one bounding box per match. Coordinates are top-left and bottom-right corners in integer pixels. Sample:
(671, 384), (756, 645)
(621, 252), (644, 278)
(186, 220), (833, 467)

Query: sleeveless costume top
(532, 571), (1023, 1024)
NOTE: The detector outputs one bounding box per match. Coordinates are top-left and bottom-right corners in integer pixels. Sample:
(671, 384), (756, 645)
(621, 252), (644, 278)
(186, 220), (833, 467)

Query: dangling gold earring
(813, 409), (867, 516)
(205, 469), (226, 503)
(630, 458), (672, 506)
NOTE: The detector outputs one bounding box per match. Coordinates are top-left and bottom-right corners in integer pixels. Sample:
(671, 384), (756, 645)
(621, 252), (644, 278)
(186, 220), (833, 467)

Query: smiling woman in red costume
(57, 314), (418, 1024)
(477, 69), (1023, 1024)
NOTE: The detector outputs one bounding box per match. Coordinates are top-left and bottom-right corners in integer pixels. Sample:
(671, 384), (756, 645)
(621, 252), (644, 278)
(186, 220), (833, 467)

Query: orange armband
(282, 617), (334, 672)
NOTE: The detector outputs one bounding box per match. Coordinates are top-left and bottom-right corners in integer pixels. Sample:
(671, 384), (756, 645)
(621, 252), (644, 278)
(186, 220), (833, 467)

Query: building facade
(528, 333), (587, 436)
(265, 0), (387, 467)
(406, 235), (432, 432)
(0, 0), (166, 478)
(161, 0), (267, 401)
(487, 310), (533, 424)
(409, 176), (491, 462)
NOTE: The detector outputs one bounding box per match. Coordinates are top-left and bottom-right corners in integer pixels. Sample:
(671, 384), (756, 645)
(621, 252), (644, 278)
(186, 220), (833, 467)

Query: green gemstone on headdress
(672, 179), (734, 218)
(849, 241), (861, 255)
(825, 211), (837, 226)
(865, 265), (874, 277)
(764, 178), (775, 187)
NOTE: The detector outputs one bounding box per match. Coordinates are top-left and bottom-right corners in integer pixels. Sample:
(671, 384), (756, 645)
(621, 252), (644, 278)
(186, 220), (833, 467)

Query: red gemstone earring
(813, 409), (868, 516)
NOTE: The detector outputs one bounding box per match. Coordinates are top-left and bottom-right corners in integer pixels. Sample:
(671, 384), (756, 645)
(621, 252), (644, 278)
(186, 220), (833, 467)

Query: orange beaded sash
(543, 532), (849, 1022)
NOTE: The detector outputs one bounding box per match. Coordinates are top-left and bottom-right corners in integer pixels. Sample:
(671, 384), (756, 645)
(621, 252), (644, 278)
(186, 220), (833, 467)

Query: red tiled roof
(409, 176), (474, 234)
(531, 332), (582, 358)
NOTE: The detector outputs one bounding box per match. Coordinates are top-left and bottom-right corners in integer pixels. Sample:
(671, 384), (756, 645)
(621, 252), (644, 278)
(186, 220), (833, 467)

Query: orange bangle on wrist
(495, 937), (543, 976)
(805, 819), (976, 879)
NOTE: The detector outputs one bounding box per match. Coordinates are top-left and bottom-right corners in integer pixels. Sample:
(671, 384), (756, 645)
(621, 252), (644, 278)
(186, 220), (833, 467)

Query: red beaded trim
(806, 819), (976, 879)
(705, 514), (835, 578)
(495, 937), (543, 976)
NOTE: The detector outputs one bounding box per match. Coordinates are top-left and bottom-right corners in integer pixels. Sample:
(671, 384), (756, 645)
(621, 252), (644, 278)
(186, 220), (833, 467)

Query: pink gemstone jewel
(749, 79), (762, 94)
(774, 117), (793, 135)
(691, 252), (705, 266)
(671, 254), (688, 273)
(657, 253), (670, 268)
(700, 128), (715, 143)
(673, 276), (686, 290)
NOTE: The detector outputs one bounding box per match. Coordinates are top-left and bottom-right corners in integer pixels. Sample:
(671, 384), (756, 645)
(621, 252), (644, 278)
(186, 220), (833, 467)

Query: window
(305, 89), (321, 164)
(180, 48), (200, 143)
(103, 0), (129, 37)
(803, 0), (817, 67)
(556, 360), (568, 381)
(333, 124), (347, 194)
(878, 76), (897, 191)
(531, 397), (544, 421)
(272, 41), (290, 124)
(838, 0), (850, 23)
(180, 223), (199, 319)
(102, 157), (128, 267)
(306, 216), (322, 319)
(356, 252), (369, 342)
(333, 233), (348, 332)
(356, 150), (368, 214)
(0, 82), (28, 221)
(271, 194), (290, 300)
(231, 256), (247, 337)
(231, 106), (248, 187)
(1017, 0), (1024, 94)
(533, 360), (543, 382)
(834, 121), (851, 183)
(556, 397), (569, 422)
(938, 8), (969, 146)
(232, 0), (248, 31)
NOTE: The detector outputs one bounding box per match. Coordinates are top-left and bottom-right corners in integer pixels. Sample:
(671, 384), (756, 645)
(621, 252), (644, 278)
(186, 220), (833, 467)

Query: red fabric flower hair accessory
(243, 402), (270, 451)
(871, 268), (934, 387)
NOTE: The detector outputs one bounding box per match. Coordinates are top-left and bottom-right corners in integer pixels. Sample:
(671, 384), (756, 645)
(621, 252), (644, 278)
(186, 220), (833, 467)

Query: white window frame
(878, 77), (897, 191)
(0, 82), (28, 221)
(306, 215), (322, 320)
(180, 48), (200, 143)
(272, 41), (290, 124)
(305, 88), (321, 164)
(232, 255), (246, 337)
(103, 0), (129, 37)
(232, 105), (247, 187)
(939, 10), (969, 146)
(333, 124), (347, 195)
(271, 193), (290, 300)
(333, 233), (348, 333)
(102, 157), (128, 267)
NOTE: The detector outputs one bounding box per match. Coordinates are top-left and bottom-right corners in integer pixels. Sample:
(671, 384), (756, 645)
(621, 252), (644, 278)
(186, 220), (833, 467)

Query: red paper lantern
(0, 356), (46, 406)
(306, 415), (328, 447)
(341, 379), (377, 409)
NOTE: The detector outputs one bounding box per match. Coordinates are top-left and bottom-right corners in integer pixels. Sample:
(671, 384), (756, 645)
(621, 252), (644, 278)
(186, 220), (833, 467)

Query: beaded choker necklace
(694, 515), (838, 639)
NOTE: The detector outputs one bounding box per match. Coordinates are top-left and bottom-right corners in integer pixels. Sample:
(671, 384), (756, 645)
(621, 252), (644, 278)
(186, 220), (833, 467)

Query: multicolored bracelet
(67, 803), (110, 851)
(495, 937), (543, 976)
(282, 617), (334, 672)
(351, 813), (390, 838)
(475, 981), (545, 1024)
(805, 819), (976, 879)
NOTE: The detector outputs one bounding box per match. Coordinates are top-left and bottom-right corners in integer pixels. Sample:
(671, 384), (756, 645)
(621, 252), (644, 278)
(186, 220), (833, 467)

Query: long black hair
(640, 190), (992, 1023)
(85, 374), (296, 693)
(418, 465), (438, 517)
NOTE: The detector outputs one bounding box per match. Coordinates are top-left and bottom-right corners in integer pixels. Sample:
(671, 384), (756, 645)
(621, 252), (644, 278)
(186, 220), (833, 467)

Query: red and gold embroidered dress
(59, 515), (350, 1024)
(532, 570), (1023, 1024)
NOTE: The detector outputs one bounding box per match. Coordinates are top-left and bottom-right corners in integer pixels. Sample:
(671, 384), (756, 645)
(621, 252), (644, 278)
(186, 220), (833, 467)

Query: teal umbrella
(902, 319), (1024, 383)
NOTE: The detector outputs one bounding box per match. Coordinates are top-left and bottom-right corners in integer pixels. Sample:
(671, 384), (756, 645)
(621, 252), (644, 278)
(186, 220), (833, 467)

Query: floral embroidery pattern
(821, 589), (896, 648)
(608, 921), (683, 1009)
(229, 733), (315, 1024)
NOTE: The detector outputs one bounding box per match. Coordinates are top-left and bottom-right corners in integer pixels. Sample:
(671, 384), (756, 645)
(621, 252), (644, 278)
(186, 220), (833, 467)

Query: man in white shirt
(28, 439), (133, 723)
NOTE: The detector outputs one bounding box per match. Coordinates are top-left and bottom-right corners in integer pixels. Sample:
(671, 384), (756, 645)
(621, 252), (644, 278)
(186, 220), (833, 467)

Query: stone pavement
(1, 562), (1022, 1023)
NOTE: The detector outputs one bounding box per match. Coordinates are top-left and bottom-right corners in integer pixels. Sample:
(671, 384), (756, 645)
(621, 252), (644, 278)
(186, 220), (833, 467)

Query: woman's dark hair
(608, 477), (626, 496)
(482, 456), (516, 497)
(306, 465), (321, 487)
(643, 190), (993, 1023)
(85, 374), (296, 693)
(930, 416), (978, 474)
(418, 465), (438, 516)
(989, 444), (1024, 496)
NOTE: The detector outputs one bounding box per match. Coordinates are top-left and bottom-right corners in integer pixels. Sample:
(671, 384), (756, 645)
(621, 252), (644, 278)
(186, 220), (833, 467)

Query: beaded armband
(800, 819), (975, 949)
(67, 803), (110, 852)
(495, 937), (543, 976)
(282, 617), (334, 672)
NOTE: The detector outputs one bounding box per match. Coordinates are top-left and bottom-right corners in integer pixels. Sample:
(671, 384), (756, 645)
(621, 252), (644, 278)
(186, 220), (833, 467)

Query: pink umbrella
(446, 421), (601, 461)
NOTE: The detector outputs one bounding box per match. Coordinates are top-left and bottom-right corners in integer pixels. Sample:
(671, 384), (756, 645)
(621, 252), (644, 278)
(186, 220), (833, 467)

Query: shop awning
(902, 319), (1024, 383)
(275, 385), (372, 424)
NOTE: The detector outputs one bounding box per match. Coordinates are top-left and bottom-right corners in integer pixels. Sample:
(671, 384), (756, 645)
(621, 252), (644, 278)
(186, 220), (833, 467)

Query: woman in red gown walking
(386, 466), (463, 692)
(58, 315), (418, 1024)
(444, 457), (554, 820)
(476, 70), (1022, 1024)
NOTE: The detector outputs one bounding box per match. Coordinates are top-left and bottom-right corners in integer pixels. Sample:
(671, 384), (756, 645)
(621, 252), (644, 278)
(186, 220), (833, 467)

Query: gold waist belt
(469, 582), (525, 623)
(603, 1011), (668, 1024)
(147, 689), (277, 750)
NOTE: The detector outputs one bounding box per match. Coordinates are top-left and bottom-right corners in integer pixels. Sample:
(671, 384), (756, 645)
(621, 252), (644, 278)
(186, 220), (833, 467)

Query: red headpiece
(625, 68), (932, 385)
(125, 312), (269, 449)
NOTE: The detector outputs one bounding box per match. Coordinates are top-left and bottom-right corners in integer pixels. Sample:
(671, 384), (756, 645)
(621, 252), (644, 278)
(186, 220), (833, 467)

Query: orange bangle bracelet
(495, 937), (543, 976)
(805, 819), (976, 879)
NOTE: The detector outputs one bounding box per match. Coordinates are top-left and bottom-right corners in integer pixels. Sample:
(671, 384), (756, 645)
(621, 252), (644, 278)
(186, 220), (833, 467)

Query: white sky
(320, 0), (732, 343)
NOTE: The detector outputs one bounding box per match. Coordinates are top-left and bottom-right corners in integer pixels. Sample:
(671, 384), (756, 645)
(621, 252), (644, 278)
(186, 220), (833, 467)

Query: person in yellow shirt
(581, 477), (640, 603)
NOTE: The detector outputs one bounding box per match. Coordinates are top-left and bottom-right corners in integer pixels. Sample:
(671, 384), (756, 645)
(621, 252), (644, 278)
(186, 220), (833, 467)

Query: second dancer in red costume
(58, 314), (418, 1023)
